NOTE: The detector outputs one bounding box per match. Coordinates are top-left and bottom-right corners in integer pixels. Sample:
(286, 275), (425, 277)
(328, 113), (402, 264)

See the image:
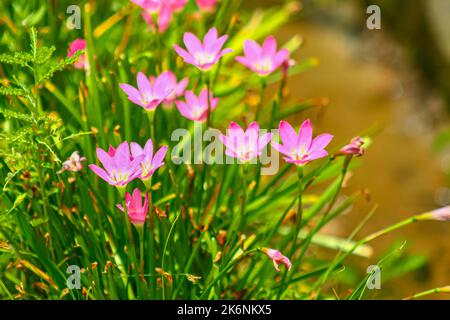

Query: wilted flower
(119, 72), (174, 111)
(336, 136), (365, 157)
(67, 38), (88, 70)
(130, 139), (168, 181)
(261, 248), (292, 272)
(235, 36), (289, 76)
(89, 141), (143, 187)
(420, 206), (450, 222)
(196, 0), (217, 11)
(117, 188), (149, 225)
(150, 71), (188, 104)
(175, 88), (218, 122)
(272, 119), (333, 166)
(173, 27), (232, 71)
(219, 122), (272, 163)
(58, 151), (86, 174)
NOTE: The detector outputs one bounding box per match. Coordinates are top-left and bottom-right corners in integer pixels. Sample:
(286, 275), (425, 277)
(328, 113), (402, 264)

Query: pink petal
(144, 138), (154, 160)
(235, 56), (253, 69)
(278, 121), (297, 147)
(119, 83), (141, 101)
(185, 90), (199, 107)
(153, 146), (168, 167)
(305, 149), (328, 162)
(262, 36), (277, 56)
(298, 119), (312, 150)
(115, 141), (131, 168)
(271, 141), (291, 158)
(89, 164), (113, 184)
(243, 39), (261, 59)
(173, 44), (195, 62)
(96, 148), (114, 172)
(176, 100), (193, 119)
(258, 133), (273, 150)
(204, 27), (218, 44)
(310, 134), (333, 152)
(184, 32), (203, 54)
(137, 72), (152, 96)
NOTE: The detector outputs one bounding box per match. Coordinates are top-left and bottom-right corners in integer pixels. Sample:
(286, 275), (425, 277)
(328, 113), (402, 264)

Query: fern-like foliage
(0, 26), (83, 98)
(0, 87), (26, 96)
(38, 49), (83, 83)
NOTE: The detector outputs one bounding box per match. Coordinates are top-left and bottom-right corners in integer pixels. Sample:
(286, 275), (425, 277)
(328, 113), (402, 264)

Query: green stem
(161, 212), (181, 300)
(147, 110), (155, 145)
(287, 166), (304, 257)
(323, 156), (351, 217)
(278, 165), (303, 298)
(239, 164), (248, 230)
(255, 78), (267, 122)
(404, 286), (450, 300)
(200, 248), (258, 299)
(206, 73), (212, 128)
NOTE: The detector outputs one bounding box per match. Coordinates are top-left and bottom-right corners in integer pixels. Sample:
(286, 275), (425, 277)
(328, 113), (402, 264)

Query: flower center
(111, 170), (130, 184)
(141, 161), (154, 178)
(195, 51), (214, 65)
(255, 58), (273, 73)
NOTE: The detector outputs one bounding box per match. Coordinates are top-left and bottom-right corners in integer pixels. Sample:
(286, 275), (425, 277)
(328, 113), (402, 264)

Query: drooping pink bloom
(117, 188), (149, 225)
(169, 0), (188, 12)
(219, 122), (272, 163)
(235, 36), (289, 76)
(89, 141), (143, 187)
(141, 4), (173, 33)
(196, 0), (217, 11)
(272, 119), (333, 166)
(175, 88), (218, 122)
(173, 27), (232, 71)
(337, 136), (365, 157)
(119, 72), (174, 111)
(67, 38), (88, 70)
(149, 71), (188, 104)
(430, 206), (450, 221)
(262, 248), (292, 272)
(130, 139), (168, 181)
(133, 0), (187, 33)
(57, 151), (86, 174)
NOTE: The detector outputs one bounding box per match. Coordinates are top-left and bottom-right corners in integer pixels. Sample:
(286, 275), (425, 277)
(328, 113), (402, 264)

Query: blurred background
(247, 0), (450, 299)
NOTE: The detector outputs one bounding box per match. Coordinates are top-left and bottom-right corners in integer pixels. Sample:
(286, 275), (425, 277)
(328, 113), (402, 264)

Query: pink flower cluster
(66, 26), (366, 274)
(88, 140), (167, 224)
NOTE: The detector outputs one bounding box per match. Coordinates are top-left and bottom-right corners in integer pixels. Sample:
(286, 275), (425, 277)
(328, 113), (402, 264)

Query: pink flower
(141, 4), (172, 33)
(175, 88), (218, 122)
(196, 0), (217, 11)
(130, 139), (168, 181)
(133, 0), (187, 33)
(219, 122), (272, 163)
(57, 151), (86, 174)
(235, 36), (289, 76)
(119, 72), (174, 111)
(272, 119), (333, 166)
(262, 248), (292, 272)
(430, 206), (450, 221)
(337, 136), (365, 157)
(173, 27), (232, 71)
(149, 71), (188, 104)
(117, 188), (149, 225)
(89, 141), (143, 187)
(168, 0), (188, 12)
(67, 38), (88, 70)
